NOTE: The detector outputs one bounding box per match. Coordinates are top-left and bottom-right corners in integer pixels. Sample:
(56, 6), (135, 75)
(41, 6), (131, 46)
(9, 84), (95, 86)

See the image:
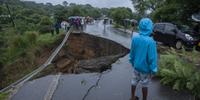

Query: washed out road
(11, 20), (193, 100)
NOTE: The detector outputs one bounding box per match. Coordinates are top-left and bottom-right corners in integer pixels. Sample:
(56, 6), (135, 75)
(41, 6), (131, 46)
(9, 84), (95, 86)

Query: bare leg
(131, 85), (136, 100)
(142, 87), (148, 100)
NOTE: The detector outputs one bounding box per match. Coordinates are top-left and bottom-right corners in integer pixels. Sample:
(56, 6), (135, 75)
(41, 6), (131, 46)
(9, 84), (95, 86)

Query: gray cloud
(23, 0), (134, 11)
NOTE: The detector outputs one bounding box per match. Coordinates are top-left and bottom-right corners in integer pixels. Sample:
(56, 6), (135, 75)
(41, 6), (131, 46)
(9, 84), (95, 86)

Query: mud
(53, 33), (129, 74)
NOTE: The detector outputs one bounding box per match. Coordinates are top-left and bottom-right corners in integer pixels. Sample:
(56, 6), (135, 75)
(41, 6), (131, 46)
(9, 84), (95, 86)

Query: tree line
(131, 0), (200, 25)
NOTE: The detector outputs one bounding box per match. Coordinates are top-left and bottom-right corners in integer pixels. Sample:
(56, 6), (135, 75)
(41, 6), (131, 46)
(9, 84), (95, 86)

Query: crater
(51, 33), (129, 74)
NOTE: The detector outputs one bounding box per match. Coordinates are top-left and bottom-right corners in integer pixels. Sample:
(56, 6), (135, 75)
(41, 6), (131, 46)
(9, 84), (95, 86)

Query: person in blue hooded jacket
(129, 18), (158, 100)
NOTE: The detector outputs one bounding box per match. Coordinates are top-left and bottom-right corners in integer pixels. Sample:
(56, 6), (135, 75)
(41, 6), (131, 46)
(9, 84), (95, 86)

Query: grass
(37, 33), (61, 46)
(0, 31), (64, 89)
(0, 93), (8, 100)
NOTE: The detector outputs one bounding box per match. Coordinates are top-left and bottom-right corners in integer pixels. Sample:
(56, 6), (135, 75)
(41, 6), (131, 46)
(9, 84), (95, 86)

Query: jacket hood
(139, 18), (153, 36)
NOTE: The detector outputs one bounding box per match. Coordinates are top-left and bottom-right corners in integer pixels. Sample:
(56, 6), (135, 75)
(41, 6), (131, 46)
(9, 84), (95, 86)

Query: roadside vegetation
(158, 49), (200, 99)
(109, 0), (200, 32)
(0, 93), (8, 100)
(131, 0), (200, 25)
(0, 31), (62, 88)
(0, 0), (103, 89)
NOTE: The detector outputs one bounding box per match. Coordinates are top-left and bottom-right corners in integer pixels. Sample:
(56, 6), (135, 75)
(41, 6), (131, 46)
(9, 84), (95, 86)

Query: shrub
(0, 93), (8, 100)
(24, 31), (38, 45)
(38, 25), (53, 34)
(38, 16), (53, 34)
(158, 49), (200, 98)
(39, 16), (52, 26)
(2, 31), (38, 65)
(113, 23), (121, 28)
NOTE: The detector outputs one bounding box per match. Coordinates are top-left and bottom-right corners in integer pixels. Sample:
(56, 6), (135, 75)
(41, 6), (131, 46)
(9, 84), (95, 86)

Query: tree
(69, 3), (76, 7)
(62, 1), (68, 7)
(131, 0), (165, 16)
(3, 0), (16, 27)
(101, 8), (111, 16)
(131, 0), (200, 24)
(46, 2), (53, 7)
(68, 6), (83, 16)
(38, 16), (53, 34)
(110, 7), (133, 24)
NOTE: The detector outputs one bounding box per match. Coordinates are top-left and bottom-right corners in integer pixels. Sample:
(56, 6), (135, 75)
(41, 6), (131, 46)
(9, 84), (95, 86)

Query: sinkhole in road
(52, 33), (129, 74)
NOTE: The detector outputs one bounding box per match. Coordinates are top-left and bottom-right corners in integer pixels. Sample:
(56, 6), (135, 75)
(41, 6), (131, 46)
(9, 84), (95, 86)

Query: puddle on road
(35, 33), (129, 78)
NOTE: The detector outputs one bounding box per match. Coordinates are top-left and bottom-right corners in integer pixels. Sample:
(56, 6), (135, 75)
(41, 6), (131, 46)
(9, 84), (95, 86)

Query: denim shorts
(131, 69), (151, 88)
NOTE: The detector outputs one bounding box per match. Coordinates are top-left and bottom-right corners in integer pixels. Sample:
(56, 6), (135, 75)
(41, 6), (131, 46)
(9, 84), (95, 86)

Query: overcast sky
(24, 0), (134, 11)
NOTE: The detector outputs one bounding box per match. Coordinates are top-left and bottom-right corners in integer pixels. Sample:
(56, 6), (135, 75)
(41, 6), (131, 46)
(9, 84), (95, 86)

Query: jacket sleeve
(148, 41), (158, 74)
(129, 39), (135, 66)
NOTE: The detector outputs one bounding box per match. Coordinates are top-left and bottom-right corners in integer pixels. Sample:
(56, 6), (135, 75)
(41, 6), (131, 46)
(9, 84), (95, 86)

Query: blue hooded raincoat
(129, 18), (158, 74)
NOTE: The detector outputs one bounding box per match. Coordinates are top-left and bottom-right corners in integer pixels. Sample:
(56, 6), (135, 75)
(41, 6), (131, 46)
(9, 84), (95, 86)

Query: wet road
(11, 20), (193, 100)
(85, 21), (131, 48)
(84, 20), (193, 100)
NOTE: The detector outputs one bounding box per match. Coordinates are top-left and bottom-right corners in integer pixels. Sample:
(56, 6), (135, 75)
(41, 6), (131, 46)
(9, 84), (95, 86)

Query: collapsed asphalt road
(53, 33), (129, 74)
(11, 20), (193, 100)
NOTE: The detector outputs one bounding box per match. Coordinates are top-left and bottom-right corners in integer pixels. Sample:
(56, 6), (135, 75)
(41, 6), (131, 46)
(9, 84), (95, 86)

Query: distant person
(103, 19), (107, 25)
(193, 23), (200, 34)
(131, 21), (136, 33)
(55, 21), (61, 34)
(81, 18), (85, 31)
(103, 19), (107, 30)
(129, 18), (158, 100)
(131, 22), (138, 38)
(75, 18), (80, 30)
(50, 24), (54, 36)
(61, 21), (67, 31)
(66, 20), (70, 32)
(123, 20), (128, 32)
(110, 19), (113, 24)
(61, 20), (70, 32)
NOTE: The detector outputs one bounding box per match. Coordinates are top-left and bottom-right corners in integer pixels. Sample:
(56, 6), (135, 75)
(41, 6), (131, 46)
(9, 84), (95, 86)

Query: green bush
(24, 31), (38, 45)
(113, 23), (121, 28)
(0, 29), (62, 89)
(39, 16), (52, 26)
(1, 31), (38, 65)
(3, 36), (28, 65)
(13, 36), (29, 49)
(38, 25), (53, 34)
(15, 20), (30, 34)
(158, 49), (200, 98)
(36, 33), (60, 46)
(38, 16), (53, 34)
(0, 93), (8, 100)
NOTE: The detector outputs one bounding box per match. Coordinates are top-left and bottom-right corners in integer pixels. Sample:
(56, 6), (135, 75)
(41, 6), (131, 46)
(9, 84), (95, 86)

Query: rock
(77, 54), (125, 72)
(56, 58), (72, 69)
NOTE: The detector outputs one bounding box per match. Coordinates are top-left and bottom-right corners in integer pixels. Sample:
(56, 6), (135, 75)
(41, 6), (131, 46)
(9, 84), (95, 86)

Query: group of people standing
(51, 16), (92, 36)
(68, 17), (85, 31)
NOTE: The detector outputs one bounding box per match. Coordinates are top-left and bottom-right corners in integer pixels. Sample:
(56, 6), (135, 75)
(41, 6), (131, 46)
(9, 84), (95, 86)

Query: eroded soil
(53, 33), (129, 74)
